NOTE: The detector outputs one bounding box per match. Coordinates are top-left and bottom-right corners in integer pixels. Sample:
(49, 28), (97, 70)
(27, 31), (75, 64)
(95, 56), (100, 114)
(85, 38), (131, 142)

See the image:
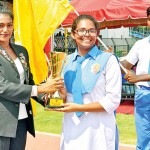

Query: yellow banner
(13, 0), (73, 84)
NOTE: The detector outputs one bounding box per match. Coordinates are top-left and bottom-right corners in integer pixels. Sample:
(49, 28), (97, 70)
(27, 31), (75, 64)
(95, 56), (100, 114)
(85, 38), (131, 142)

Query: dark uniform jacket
(0, 43), (44, 138)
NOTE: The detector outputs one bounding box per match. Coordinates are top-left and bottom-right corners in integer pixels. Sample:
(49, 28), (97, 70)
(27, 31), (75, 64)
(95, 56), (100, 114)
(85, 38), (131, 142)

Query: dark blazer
(0, 43), (44, 138)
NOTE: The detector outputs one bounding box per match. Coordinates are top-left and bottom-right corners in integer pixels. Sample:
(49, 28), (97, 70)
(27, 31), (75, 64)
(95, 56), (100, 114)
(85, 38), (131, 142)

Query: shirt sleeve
(125, 40), (140, 65)
(98, 55), (122, 114)
(31, 85), (38, 96)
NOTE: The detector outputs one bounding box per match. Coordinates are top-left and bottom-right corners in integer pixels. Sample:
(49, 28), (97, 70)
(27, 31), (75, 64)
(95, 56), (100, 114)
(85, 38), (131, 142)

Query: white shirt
(125, 36), (150, 87)
(61, 55), (122, 150)
(14, 58), (28, 119)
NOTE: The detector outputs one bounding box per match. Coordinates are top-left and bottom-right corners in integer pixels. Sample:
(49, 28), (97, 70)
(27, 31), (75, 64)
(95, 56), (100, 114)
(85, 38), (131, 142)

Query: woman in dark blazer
(0, 7), (63, 150)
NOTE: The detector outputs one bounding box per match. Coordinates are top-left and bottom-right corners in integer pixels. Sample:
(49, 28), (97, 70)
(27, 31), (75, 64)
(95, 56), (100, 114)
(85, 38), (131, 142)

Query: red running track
(116, 100), (134, 115)
(26, 132), (136, 150)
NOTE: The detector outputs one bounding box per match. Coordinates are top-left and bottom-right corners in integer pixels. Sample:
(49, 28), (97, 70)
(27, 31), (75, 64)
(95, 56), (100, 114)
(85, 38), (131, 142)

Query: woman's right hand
(37, 77), (64, 94)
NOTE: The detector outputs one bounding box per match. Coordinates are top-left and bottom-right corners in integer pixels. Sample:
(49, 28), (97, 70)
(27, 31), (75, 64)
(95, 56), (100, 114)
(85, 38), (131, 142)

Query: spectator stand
(121, 75), (135, 102)
(98, 37), (137, 57)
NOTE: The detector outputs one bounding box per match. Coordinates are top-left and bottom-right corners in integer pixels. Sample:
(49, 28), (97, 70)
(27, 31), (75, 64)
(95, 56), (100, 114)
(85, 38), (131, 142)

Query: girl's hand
(38, 77), (64, 94)
(58, 87), (67, 102)
(53, 103), (81, 112)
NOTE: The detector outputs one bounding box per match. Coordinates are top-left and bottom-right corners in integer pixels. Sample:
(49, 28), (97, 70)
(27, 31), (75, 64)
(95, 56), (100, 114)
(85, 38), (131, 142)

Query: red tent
(62, 0), (150, 29)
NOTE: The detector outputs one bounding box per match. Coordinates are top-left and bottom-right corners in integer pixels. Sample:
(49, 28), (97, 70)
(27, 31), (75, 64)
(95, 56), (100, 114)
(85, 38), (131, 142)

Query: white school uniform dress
(60, 51), (122, 150)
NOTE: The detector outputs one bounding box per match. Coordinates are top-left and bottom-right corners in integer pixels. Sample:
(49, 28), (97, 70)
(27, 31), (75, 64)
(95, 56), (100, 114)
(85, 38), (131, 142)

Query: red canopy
(62, 0), (150, 29)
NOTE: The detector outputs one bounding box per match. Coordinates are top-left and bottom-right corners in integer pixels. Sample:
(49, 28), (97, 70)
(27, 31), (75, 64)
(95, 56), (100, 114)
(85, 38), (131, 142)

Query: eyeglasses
(74, 29), (97, 36)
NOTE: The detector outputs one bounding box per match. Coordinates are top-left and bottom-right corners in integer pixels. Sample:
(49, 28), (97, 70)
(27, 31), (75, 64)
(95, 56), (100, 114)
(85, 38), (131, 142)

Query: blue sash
(82, 52), (112, 93)
(63, 51), (112, 94)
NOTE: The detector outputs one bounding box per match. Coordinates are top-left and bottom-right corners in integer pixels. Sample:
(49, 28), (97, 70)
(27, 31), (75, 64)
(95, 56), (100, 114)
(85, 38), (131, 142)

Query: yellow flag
(13, 0), (73, 116)
(13, 0), (74, 84)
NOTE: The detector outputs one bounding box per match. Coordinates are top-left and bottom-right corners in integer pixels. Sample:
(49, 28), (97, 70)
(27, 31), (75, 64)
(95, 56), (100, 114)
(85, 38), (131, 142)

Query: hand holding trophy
(45, 52), (67, 110)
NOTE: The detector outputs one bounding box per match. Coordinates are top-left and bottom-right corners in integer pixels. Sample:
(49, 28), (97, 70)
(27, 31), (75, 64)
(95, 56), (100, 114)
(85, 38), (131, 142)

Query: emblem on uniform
(91, 63), (100, 73)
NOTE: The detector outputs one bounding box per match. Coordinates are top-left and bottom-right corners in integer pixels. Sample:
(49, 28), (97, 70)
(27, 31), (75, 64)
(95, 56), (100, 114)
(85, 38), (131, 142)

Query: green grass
(116, 114), (136, 145)
(34, 103), (136, 145)
(34, 103), (64, 134)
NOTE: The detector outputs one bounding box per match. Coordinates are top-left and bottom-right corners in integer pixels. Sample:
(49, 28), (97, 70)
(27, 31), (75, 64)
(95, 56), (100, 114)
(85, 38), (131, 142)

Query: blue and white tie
(72, 54), (89, 117)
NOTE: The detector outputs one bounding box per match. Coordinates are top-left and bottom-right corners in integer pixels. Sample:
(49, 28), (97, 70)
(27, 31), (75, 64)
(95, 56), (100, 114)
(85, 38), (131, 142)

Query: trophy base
(45, 97), (64, 109)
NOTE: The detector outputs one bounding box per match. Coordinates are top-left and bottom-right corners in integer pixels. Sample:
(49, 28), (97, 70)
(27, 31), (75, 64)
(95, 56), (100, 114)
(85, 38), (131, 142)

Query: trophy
(45, 51), (67, 109)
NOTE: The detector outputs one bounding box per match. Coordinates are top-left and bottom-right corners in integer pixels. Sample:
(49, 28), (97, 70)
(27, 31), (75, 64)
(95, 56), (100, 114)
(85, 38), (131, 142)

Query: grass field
(34, 103), (136, 145)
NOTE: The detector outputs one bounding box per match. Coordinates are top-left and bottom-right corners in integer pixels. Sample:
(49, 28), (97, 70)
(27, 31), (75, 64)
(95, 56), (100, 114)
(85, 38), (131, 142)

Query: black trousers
(0, 118), (27, 150)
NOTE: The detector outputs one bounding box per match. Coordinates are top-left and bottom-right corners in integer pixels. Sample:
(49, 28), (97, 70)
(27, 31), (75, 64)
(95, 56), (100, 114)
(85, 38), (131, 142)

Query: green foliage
(34, 103), (136, 145)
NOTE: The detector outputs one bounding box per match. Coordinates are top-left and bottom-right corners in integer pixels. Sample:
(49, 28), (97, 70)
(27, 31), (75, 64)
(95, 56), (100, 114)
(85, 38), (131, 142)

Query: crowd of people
(0, 3), (150, 150)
